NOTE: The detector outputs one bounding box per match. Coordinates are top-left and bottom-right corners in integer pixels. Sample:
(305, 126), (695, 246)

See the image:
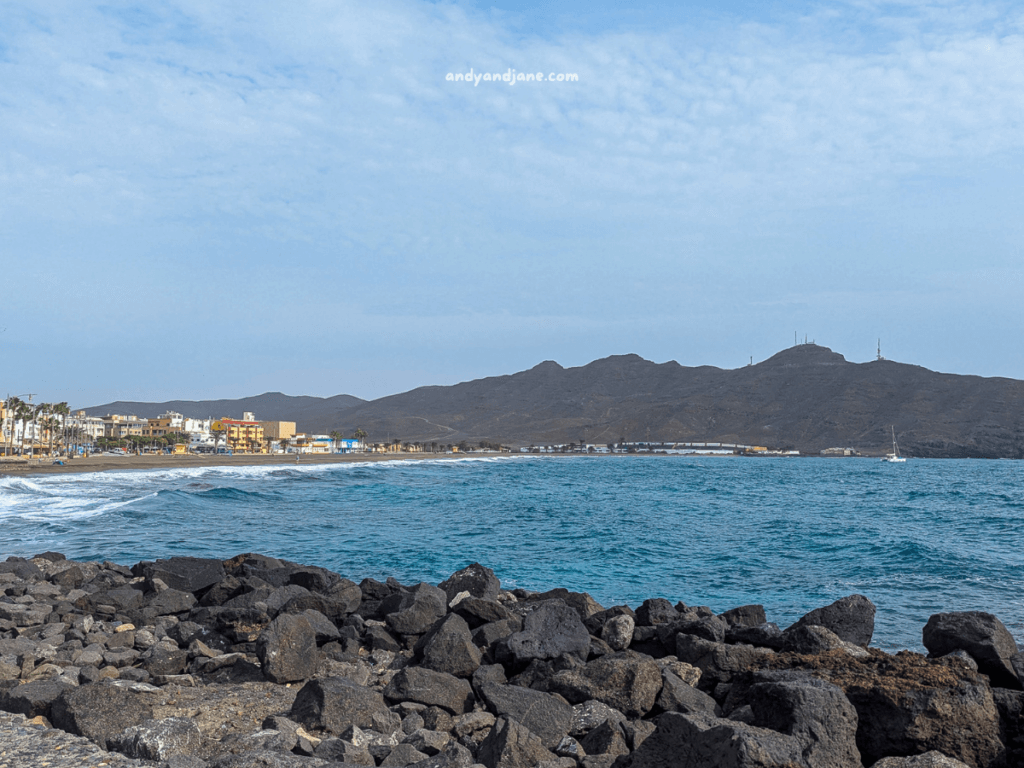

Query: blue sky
(2, 0), (1023, 405)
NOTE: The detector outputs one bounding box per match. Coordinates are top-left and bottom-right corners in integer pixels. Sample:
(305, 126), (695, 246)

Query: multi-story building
(143, 411), (184, 438)
(102, 414), (146, 438)
(216, 414), (266, 453)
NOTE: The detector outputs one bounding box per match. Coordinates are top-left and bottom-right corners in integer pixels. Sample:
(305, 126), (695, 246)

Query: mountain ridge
(80, 346), (1024, 458)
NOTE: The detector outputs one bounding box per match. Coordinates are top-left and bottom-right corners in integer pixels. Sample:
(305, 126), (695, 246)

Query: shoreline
(0, 451), (510, 477)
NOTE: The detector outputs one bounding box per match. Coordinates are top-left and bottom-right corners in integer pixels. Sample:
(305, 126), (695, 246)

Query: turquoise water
(2, 456), (1022, 651)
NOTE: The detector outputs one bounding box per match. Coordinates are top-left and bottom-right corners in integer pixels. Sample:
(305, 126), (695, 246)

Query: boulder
(548, 652), (662, 718)
(451, 597), (510, 629)
(745, 672), (861, 768)
(581, 719), (631, 758)
(618, 711), (807, 767)
(782, 624), (849, 655)
(923, 611), (1021, 689)
(726, 622), (785, 650)
(477, 715), (557, 768)
(675, 634), (774, 690)
(110, 716), (203, 761)
(381, 743), (431, 766)
(478, 682), (573, 749)
(421, 614), (483, 678)
(569, 700), (627, 737)
(0, 679), (74, 718)
(50, 682), (156, 749)
(382, 584), (448, 636)
(873, 754), (973, 768)
(209, 750), (336, 767)
(499, 600), (591, 665)
(256, 613), (318, 683)
(439, 563), (501, 603)
(384, 667), (475, 714)
(602, 615), (635, 652)
(719, 605), (767, 628)
(655, 668), (718, 715)
(791, 594), (875, 648)
(132, 557), (226, 595)
(290, 676), (389, 734)
(634, 599), (678, 627)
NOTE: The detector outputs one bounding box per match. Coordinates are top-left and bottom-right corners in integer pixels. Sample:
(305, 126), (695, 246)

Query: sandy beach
(0, 451), (501, 477)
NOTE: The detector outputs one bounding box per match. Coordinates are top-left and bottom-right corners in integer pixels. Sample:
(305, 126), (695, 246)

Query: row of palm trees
(3, 398), (72, 457)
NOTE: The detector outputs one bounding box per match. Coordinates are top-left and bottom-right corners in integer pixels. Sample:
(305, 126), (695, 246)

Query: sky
(2, 0), (1023, 406)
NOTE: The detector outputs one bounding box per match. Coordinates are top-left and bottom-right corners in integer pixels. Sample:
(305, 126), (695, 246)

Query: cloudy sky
(2, 0), (1023, 406)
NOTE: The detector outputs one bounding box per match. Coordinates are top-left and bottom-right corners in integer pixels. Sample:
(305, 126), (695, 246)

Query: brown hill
(81, 392), (365, 427)
(319, 345), (1024, 458)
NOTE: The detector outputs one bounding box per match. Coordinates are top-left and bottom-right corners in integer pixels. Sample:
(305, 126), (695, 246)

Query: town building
(102, 414), (146, 438)
(217, 414), (266, 453)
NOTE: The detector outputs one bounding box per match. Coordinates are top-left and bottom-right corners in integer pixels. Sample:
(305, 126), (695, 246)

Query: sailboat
(882, 425), (906, 463)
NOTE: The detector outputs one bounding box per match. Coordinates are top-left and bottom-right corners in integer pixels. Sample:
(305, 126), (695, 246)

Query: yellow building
(217, 417), (266, 453)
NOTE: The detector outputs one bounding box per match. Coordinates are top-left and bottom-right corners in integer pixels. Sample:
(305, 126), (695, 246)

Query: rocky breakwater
(2, 555), (1024, 768)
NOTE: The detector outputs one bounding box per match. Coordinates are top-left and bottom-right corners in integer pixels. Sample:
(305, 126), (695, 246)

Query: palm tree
(330, 430), (342, 452)
(353, 428), (368, 444)
(4, 396), (23, 456)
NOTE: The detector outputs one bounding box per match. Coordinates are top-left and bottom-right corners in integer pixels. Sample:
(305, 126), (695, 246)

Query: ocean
(2, 455), (1022, 652)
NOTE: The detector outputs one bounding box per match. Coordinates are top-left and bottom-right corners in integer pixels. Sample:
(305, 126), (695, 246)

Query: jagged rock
(132, 557), (226, 595)
(478, 682), (574, 749)
(634, 599), (678, 627)
(675, 634), (774, 690)
(659, 615), (727, 645)
(140, 641), (188, 677)
(313, 737), (375, 764)
(569, 700), (627, 737)
(548, 651), (662, 718)
(384, 667), (475, 714)
(719, 605), (767, 628)
(50, 681), (156, 748)
(382, 743), (431, 766)
(0, 558), (43, 581)
(745, 672), (861, 767)
(383, 584), (448, 636)
(618, 711), (807, 767)
(873, 753), (973, 767)
(523, 589), (604, 622)
(473, 618), (522, 650)
(602, 615), (635, 652)
(290, 676), (389, 734)
(110, 716), (203, 760)
(472, 663), (508, 694)
(421, 614), (483, 678)
(655, 668), (718, 715)
(0, 679), (74, 717)
(791, 594), (876, 648)
(750, 648), (1005, 767)
(453, 710), (496, 737)
(209, 750), (336, 767)
(403, 728), (451, 755)
(498, 600), (591, 665)
(439, 564), (501, 603)
(477, 715), (557, 768)
(584, 606), (636, 636)
(452, 598), (510, 629)
(782, 623), (850, 655)
(578, 719), (629, 757)
(256, 613), (317, 683)
(726, 622), (785, 650)
(923, 611), (1021, 689)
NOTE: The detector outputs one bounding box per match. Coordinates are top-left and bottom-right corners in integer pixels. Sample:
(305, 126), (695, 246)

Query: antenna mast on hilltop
(877, 339), (884, 361)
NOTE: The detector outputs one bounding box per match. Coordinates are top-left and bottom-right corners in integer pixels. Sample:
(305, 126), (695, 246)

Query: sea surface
(2, 455), (1022, 652)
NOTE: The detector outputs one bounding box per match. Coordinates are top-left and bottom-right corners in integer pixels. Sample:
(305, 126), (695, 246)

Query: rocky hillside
(317, 346), (1024, 458)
